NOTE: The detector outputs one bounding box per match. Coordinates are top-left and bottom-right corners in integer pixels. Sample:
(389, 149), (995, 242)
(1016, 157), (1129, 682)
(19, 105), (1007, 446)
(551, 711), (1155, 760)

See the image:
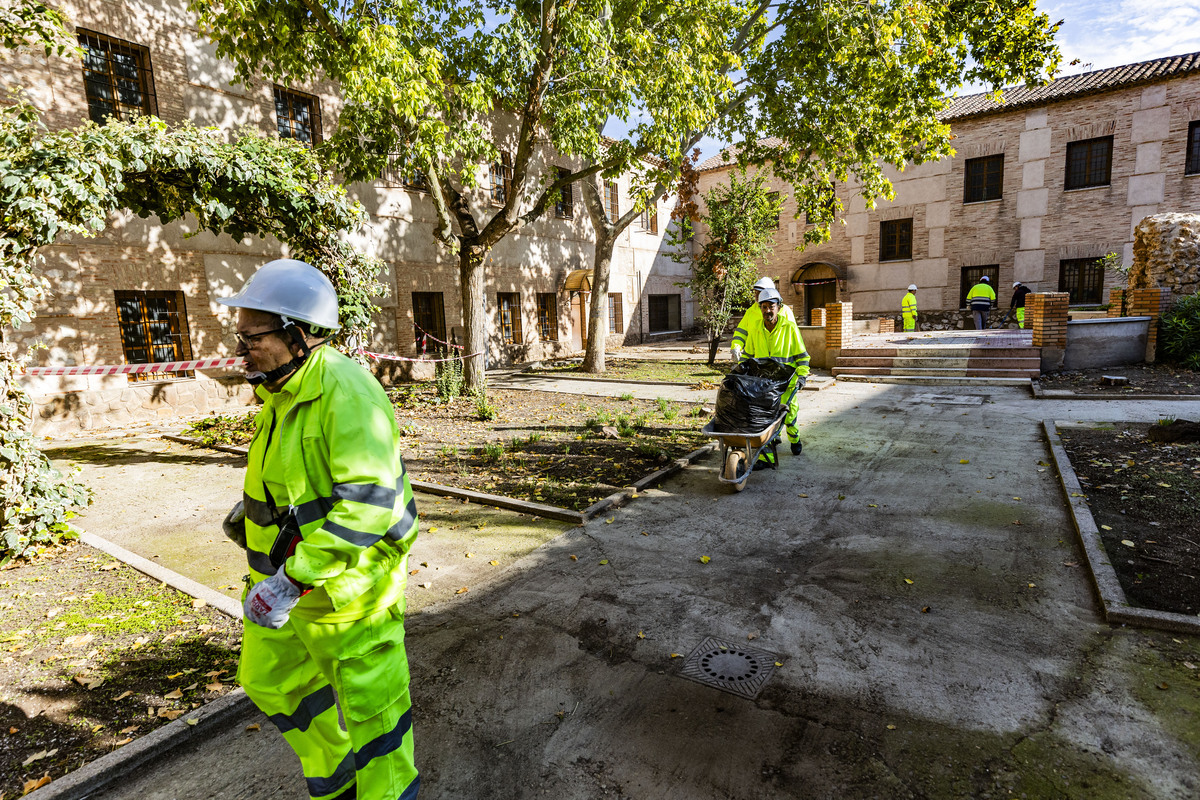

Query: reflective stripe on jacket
(731, 302), (796, 351)
(244, 346), (418, 622)
(902, 292), (917, 316)
(966, 282), (996, 310)
(741, 313), (811, 377)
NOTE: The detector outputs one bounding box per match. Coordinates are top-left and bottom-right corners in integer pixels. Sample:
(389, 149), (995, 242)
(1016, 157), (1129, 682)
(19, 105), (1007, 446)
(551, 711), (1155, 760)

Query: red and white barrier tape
(358, 348), (482, 364)
(23, 357), (244, 377)
(414, 324), (464, 350)
(23, 346), (483, 376)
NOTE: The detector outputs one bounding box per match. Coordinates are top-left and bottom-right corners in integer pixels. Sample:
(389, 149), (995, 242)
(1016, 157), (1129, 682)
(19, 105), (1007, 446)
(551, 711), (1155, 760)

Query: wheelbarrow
(701, 410), (788, 492)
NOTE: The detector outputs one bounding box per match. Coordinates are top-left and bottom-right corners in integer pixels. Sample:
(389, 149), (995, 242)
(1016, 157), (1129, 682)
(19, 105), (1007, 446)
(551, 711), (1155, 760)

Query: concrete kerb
(580, 443), (717, 521)
(1043, 419), (1200, 635)
(27, 534), (253, 800)
(1031, 381), (1200, 402)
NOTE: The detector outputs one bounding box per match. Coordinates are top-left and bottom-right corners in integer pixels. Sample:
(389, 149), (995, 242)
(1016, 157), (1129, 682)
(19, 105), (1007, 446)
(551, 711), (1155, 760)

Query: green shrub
(619, 392), (634, 401)
(662, 405), (679, 421)
(435, 351), (464, 401)
(654, 396), (670, 413)
(182, 411), (257, 446)
(1159, 293), (1200, 370)
(439, 444), (458, 458)
(478, 443), (504, 462)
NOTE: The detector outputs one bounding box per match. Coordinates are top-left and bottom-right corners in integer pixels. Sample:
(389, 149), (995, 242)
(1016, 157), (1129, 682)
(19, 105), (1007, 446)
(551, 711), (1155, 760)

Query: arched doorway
(791, 262), (845, 324)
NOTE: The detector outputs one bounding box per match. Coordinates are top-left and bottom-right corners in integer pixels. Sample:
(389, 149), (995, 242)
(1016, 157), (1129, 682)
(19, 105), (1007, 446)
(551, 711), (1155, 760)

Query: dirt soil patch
(1039, 363), (1200, 395)
(0, 543), (241, 797)
(394, 387), (709, 510)
(1058, 423), (1200, 616)
(529, 358), (730, 387)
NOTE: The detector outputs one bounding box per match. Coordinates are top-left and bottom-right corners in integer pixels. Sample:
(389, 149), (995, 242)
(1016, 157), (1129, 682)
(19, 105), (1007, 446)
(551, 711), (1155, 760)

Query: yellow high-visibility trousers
(902, 313), (916, 332)
(1016, 307), (1025, 328)
(239, 604), (418, 800)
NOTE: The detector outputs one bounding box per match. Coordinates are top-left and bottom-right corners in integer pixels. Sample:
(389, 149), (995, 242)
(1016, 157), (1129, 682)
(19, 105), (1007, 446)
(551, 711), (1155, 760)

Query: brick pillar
(1107, 288), (1126, 318)
(1128, 286), (1172, 362)
(810, 308), (826, 327)
(878, 317), (895, 334)
(825, 302), (853, 349)
(1028, 292), (1068, 371)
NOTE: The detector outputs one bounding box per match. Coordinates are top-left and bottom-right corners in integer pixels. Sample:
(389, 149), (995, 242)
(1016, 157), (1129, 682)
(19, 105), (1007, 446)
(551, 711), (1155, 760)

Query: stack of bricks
(877, 317), (896, 334)
(824, 302), (853, 349)
(1106, 288), (1126, 318)
(810, 308), (826, 327)
(1128, 286), (1172, 362)
(1028, 292), (1069, 349)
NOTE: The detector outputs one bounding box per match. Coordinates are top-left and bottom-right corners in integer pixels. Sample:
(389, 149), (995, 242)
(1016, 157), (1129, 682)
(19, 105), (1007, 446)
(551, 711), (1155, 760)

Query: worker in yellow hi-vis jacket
(730, 277), (795, 360)
(966, 275), (997, 330)
(218, 259), (420, 800)
(740, 288), (811, 470)
(902, 284), (918, 331)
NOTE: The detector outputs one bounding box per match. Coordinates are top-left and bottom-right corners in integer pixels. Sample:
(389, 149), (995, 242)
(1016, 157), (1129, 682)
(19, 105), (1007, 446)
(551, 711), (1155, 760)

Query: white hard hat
(218, 259), (341, 331)
(1013, 281), (1021, 288)
(753, 277), (776, 292)
(758, 288), (783, 305)
(981, 275), (990, 282)
(907, 284), (917, 292)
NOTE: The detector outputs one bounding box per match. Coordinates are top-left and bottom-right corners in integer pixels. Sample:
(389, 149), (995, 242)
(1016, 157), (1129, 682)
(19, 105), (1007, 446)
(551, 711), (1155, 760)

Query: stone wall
(1129, 212), (1200, 299)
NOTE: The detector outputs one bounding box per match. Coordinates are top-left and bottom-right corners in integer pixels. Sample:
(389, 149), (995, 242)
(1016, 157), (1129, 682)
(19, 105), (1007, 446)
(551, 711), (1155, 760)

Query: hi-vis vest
(243, 346), (418, 622)
(902, 292), (917, 316)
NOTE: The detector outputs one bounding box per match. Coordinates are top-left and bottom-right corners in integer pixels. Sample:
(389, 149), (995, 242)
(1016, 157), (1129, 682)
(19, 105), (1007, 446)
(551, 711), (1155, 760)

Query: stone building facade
(697, 52), (1200, 328)
(3, 0), (691, 432)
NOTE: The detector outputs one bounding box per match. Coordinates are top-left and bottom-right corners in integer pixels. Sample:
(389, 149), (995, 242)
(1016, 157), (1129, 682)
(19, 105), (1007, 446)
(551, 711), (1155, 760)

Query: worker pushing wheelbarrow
(703, 288), (810, 491)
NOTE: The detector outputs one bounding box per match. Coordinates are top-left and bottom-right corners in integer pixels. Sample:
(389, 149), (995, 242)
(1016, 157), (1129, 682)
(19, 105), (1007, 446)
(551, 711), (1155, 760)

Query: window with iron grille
(1058, 258), (1105, 305)
(1064, 136), (1112, 190)
(412, 292), (446, 353)
(274, 86), (322, 147)
(879, 218), (912, 261)
(958, 265), (999, 309)
(114, 290), (193, 381)
(640, 201), (658, 234)
(554, 168), (574, 219)
(377, 154), (427, 191)
(608, 293), (623, 334)
(964, 154), (1004, 202)
(648, 294), (681, 333)
(536, 293), (558, 341)
(603, 180), (619, 220)
(491, 152), (511, 206)
(78, 30), (156, 125)
(498, 292), (522, 343)
(1186, 121), (1200, 175)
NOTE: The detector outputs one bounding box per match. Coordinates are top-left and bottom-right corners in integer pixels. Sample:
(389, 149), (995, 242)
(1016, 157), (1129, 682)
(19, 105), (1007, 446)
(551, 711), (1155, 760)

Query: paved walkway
(41, 381), (1200, 800)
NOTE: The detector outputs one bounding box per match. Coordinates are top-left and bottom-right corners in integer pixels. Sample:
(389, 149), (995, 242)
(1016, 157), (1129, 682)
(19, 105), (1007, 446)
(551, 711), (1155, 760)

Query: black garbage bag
(714, 358), (797, 432)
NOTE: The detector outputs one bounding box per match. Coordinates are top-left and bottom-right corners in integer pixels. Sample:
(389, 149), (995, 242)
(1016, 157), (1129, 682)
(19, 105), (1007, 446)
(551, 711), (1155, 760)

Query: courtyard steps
(832, 344), (1041, 384)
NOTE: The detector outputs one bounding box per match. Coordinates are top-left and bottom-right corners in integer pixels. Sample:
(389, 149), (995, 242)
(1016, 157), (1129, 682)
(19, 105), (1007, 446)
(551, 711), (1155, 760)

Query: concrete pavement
(43, 381), (1200, 799)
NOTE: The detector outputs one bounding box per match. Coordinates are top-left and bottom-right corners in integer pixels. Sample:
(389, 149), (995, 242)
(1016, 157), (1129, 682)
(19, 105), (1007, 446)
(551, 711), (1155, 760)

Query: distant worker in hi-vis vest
(219, 259), (421, 800)
(1010, 281), (1031, 328)
(902, 284), (918, 332)
(966, 275), (996, 330)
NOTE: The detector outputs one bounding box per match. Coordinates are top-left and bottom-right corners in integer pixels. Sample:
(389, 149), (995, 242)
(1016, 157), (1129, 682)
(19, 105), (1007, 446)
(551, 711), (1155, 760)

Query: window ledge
(963, 198), (1003, 206)
(647, 329), (683, 336)
(1185, 171), (1200, 178)
(879, 257), (913, 263)
(1063, 184), (1111, 193)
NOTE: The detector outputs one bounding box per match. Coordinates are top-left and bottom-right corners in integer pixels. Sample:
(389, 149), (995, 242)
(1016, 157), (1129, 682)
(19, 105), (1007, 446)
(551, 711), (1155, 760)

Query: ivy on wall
(1, 2), (387, 560)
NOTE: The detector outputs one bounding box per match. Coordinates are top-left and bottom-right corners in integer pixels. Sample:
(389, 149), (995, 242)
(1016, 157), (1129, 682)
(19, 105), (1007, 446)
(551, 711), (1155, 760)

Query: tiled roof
(697, 137), (785, 172)
(940, 50), (1200, 121)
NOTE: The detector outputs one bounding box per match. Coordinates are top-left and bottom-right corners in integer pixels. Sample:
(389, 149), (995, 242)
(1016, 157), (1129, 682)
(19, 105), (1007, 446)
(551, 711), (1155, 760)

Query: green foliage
(438, 444), (458, 458)
(0, 1), (79, 57)
(181, 412), (257, 447)
(619, 392), (634, 401)
(661, 404), (679, 421)
(434, 351), (465, 401)
(672, 173), (782, 359)
(478, 443), (504, 463)
(654, 396), (672, 414)
(1159, 293), (1200, 370)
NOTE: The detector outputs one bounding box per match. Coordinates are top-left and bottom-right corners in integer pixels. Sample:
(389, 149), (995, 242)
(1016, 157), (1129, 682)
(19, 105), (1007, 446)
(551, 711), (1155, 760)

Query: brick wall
(1029, 292), (1069, 349)
(1128, 286), (1172, 361)
(824, 302), (853, 349)
(1107, 288), (1126, 317)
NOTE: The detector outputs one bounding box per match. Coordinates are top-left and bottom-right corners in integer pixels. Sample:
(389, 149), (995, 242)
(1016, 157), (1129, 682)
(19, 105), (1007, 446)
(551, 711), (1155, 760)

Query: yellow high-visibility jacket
(741, 314), (811, 377)
(967, 282), (996, 310)
(902, 291), (917, 316)
(731, 302), (796, 352)
(243, 346), (418, 622)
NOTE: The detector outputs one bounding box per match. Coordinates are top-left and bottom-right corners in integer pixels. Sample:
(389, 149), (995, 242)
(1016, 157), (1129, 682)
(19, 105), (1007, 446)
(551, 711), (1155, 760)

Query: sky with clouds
(680, 0), (1200, 163)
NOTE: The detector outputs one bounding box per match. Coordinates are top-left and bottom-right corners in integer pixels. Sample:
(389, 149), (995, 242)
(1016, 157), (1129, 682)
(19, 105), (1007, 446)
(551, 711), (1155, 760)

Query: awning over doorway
(563, 269), (593, 292)
(791, 262), (846, 283)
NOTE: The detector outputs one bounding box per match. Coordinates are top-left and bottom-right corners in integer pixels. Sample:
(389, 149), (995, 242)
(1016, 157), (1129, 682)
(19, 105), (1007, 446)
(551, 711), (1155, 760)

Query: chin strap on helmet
(245, 316), (326, 385)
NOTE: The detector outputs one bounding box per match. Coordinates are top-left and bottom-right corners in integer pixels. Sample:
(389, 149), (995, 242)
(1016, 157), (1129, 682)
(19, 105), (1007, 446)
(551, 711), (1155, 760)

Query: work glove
(243, 565), (305, 629)
(730, 346), (742, 362)
(222, 501), (246, 549)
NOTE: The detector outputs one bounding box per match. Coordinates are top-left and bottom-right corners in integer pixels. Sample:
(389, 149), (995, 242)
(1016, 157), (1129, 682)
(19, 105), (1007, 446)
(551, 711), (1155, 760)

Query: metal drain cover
(678, 636), (783, 699)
